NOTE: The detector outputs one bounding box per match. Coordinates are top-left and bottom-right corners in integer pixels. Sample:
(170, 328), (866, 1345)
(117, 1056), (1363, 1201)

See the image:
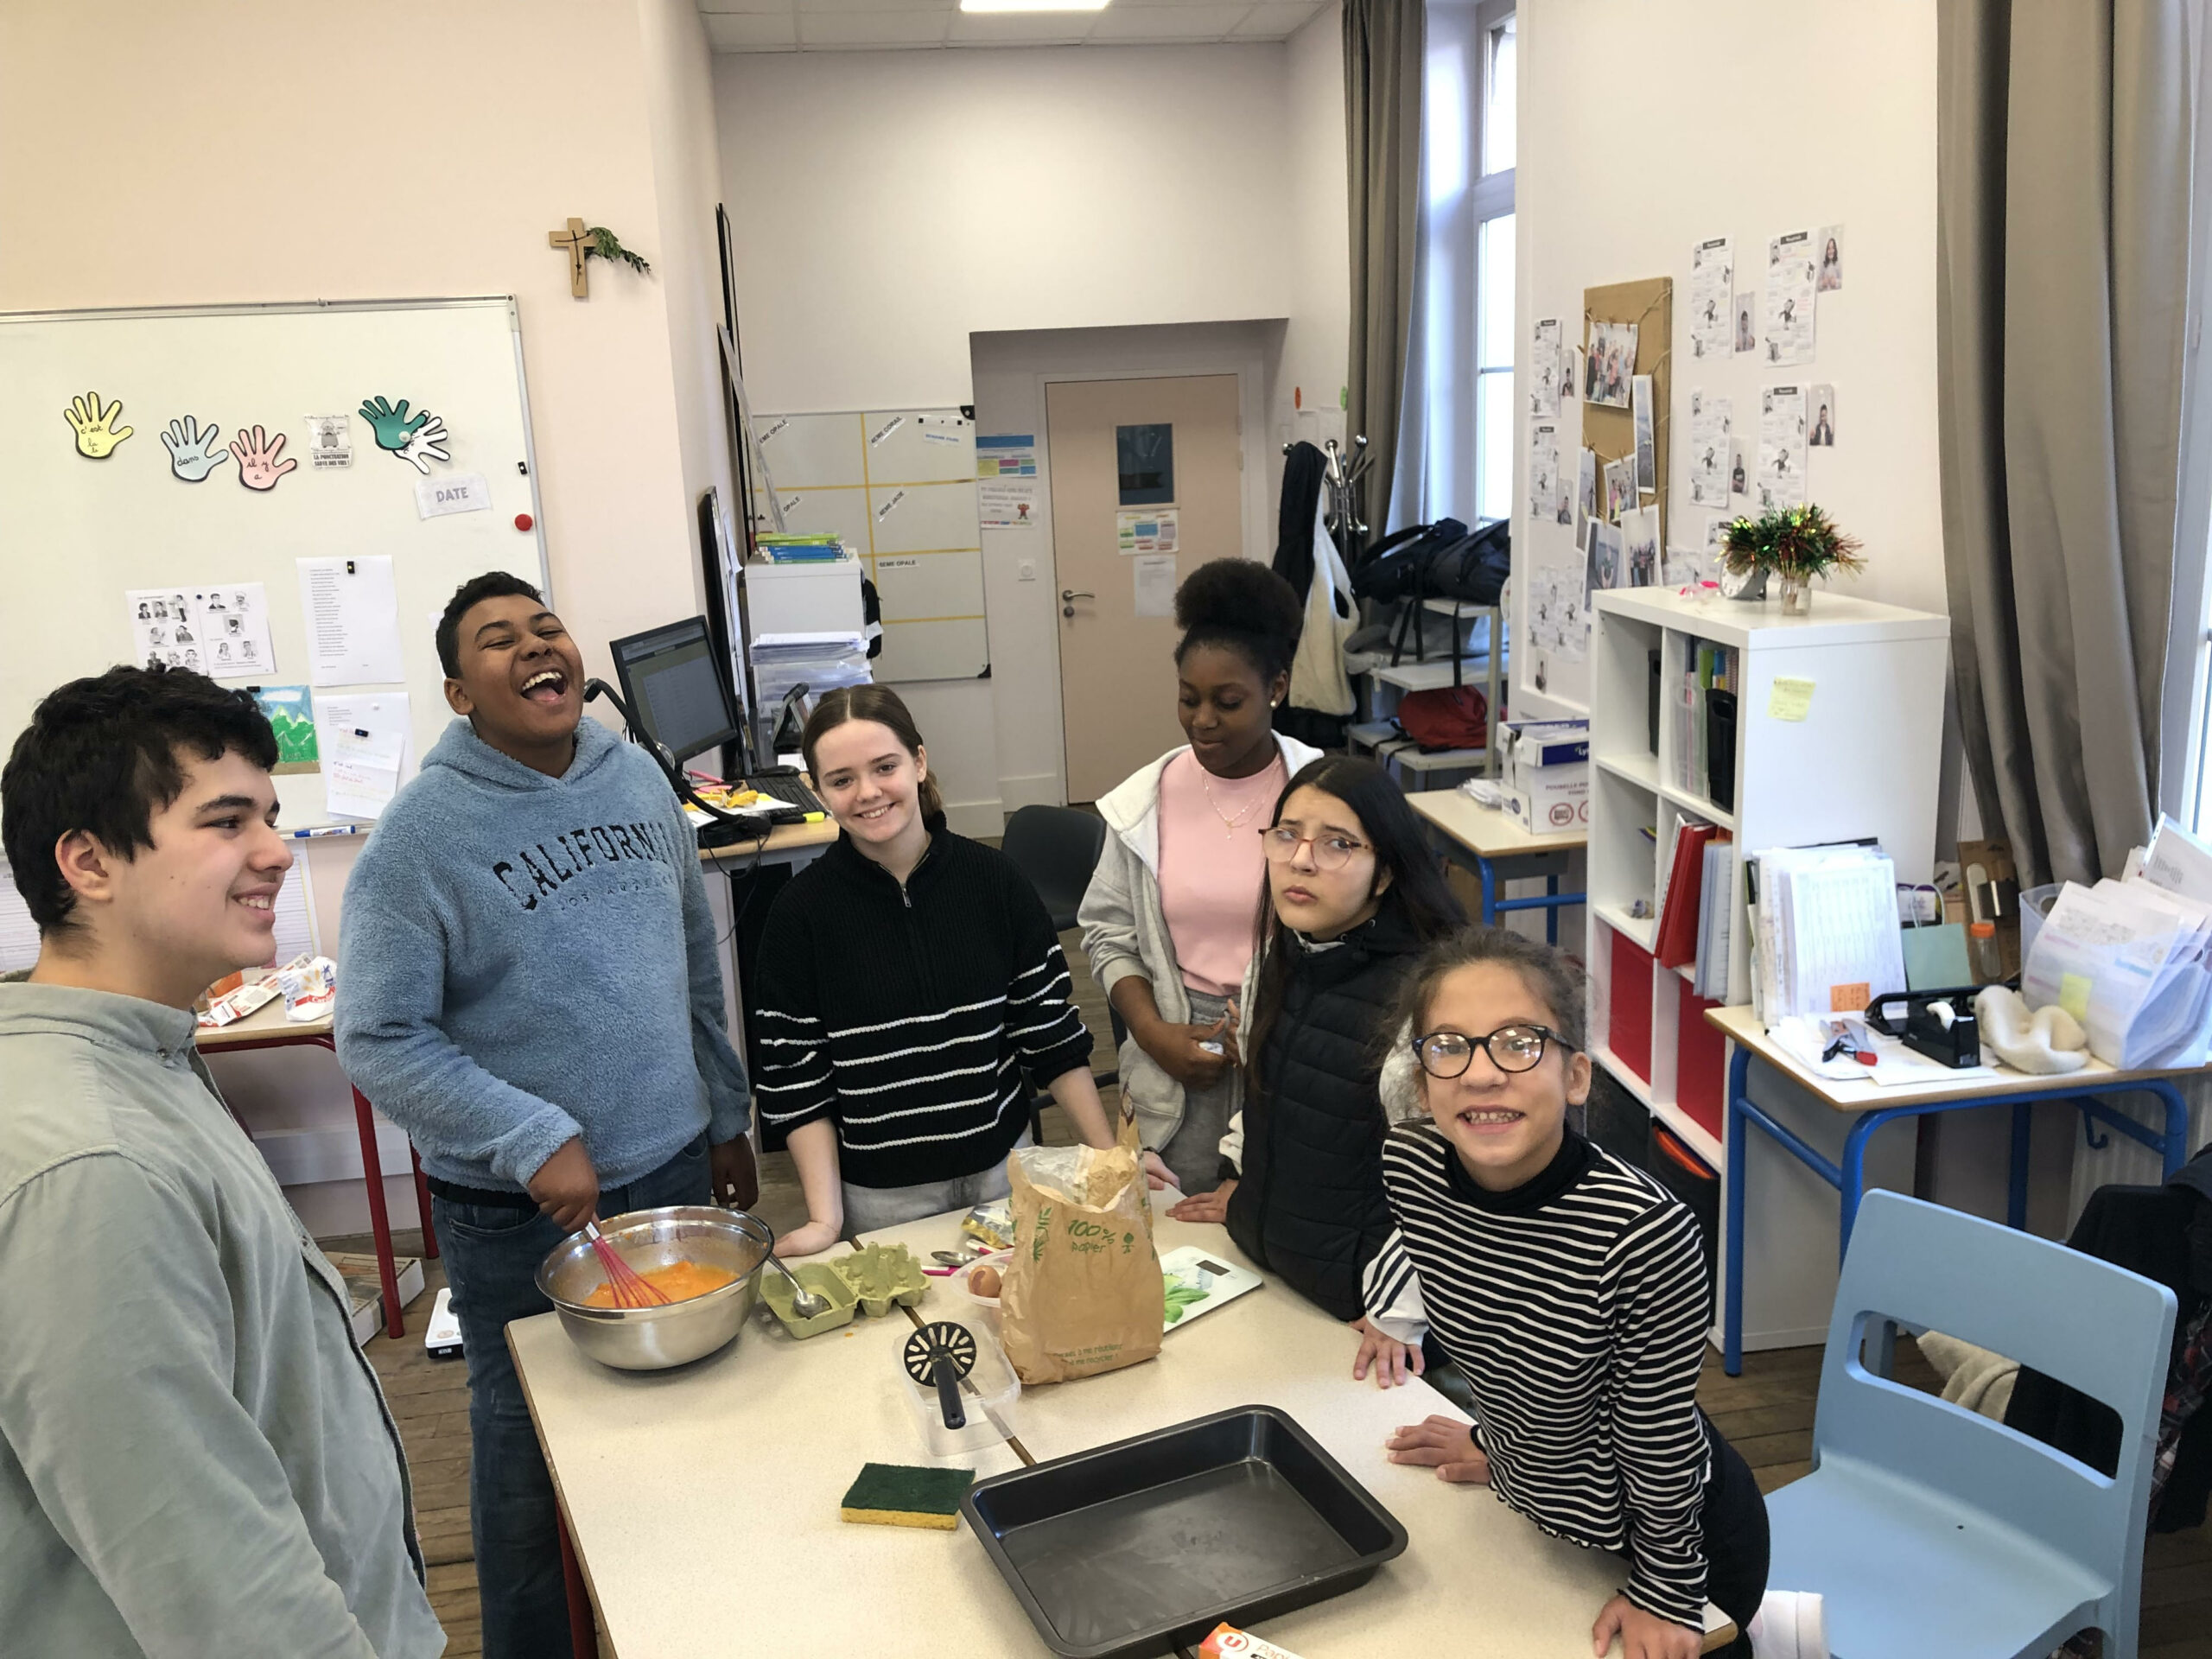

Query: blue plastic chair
(1765, 1190), (2177, 1659)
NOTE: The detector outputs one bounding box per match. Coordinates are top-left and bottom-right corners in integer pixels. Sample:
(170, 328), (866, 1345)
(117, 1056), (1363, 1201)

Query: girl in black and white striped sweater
(753, 686), (1119, 1256)
(1357, 928), (1768, 1659)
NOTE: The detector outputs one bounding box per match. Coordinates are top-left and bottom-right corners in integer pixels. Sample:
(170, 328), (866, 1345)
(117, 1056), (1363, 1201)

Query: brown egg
(969, 1265), (1002, 1298)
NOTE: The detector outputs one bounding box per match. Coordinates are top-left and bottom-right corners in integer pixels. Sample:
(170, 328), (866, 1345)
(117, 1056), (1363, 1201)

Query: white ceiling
(700, 0), (1324, 54)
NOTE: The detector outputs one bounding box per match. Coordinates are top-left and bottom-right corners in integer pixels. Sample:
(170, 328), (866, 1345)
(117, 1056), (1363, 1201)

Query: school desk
(197, 998), (437, 1339)
(1706, 1003), (2197, 1376)
(1408, 787), (1586, 938)
(509, 1195), (1736, 1658)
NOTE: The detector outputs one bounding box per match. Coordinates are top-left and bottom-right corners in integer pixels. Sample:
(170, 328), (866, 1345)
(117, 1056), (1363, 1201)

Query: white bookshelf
(1587, 585), (1948, 1351)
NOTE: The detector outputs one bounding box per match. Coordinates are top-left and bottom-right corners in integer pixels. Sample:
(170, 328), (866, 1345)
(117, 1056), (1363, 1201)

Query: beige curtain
(1344, 0), (1424, 539)
(1937, 0), (2203, 887)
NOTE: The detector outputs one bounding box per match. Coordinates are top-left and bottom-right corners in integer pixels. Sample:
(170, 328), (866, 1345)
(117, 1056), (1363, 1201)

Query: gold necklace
(1201, 772), (1269, 837)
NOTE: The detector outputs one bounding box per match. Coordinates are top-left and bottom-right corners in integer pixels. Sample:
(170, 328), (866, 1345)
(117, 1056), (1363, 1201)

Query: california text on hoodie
(335, 716), (750, 1193)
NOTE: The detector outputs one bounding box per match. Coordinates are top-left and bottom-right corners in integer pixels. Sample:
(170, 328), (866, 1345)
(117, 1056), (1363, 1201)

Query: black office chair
(1000, 805), (1119, 1137)
(1000, 804), (1104, 931)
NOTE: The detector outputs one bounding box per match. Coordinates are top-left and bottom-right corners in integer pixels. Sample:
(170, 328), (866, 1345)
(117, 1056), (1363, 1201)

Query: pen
(289, 824), (363, 839)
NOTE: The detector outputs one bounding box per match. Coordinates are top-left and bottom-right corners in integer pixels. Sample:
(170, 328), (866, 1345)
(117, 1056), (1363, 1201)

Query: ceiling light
(961, 0), (1110, 12)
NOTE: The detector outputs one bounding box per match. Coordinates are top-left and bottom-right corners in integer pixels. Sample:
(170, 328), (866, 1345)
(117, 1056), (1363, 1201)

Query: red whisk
(583, 1219), (671, 1308)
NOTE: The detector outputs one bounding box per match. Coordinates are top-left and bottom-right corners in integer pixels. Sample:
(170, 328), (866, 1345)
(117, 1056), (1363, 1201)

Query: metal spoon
(766, 1250), (831, 1319)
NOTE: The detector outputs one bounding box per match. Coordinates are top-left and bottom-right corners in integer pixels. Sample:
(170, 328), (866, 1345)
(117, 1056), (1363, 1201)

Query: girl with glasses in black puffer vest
(1167, 756), (1462, 1383)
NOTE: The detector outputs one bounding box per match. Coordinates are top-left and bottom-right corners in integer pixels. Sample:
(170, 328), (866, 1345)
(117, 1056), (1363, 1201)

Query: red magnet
(514, 512), (534, 531)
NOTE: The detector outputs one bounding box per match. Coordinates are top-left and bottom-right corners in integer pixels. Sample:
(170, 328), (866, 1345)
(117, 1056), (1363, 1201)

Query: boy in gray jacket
(0, 664), (442, 1658)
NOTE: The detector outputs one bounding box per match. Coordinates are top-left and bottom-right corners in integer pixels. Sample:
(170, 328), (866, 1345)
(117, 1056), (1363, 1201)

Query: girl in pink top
(1079, 561), (1319, 1196)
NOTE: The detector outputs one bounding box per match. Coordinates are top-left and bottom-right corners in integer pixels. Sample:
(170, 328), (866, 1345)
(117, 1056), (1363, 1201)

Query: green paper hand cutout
(64, 391), (134, 459)
(232, 425), (297, 492)
(162, 416), (231, 482)
(359, 396), (430, 452)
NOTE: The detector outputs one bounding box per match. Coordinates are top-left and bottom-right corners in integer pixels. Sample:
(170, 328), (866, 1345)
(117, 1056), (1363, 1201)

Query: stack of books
(757, 534), (848, 563)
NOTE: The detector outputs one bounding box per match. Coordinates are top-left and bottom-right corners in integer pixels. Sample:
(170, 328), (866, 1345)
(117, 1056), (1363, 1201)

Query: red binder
(1656, 823), (1719, 969)
(1608, 927), (1654, 1084)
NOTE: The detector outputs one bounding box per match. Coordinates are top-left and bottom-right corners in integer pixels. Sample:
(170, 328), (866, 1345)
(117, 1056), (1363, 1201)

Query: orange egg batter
(582, 1259), (739, 1309)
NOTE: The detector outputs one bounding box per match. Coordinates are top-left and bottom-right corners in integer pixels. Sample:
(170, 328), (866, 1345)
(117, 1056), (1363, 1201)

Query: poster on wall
(1531, 318), (1561, 416)
(1116, 507), (1179, 555)
(1689, 391), (1733, 509)
(1758, 385), (1809, 512)
(1764, 230), (1819, 365)
(126, 582), (276, 679)
(979, 479), (1038, 528)
(1688, 237), (1733, 362)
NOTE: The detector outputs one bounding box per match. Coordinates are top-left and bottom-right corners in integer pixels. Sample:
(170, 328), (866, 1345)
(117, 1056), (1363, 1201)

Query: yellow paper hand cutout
(64, 391), (134, 459)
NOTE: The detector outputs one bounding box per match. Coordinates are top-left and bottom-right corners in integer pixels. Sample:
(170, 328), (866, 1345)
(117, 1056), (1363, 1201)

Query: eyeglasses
(1411, 1024), (1567, 1078)
(1260, 825), (1373, 872)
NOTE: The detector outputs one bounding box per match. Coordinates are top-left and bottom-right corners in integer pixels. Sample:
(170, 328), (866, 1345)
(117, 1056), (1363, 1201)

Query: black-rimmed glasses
(1411, 1024), (1567, 1078)
(1260, 825), (1372, 872)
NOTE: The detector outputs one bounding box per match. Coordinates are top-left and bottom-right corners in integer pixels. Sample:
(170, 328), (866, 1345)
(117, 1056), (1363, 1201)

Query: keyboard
(694, 773), (827, 848)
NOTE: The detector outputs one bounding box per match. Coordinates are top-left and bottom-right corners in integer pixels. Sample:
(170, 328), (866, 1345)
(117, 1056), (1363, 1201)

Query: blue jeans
(433, 1136), (711, 1659)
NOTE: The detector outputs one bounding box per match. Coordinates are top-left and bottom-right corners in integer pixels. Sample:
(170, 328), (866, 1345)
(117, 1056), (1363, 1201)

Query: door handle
(1061, 588), (1095, 619)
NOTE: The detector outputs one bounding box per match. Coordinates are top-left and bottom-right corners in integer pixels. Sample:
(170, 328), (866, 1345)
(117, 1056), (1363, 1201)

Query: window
(1415, 3), (1514, 529)
(1470, 6), (1516, 523)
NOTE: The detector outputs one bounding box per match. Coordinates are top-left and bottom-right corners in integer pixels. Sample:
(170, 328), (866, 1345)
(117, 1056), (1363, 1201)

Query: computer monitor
(607, 615), (746, 765)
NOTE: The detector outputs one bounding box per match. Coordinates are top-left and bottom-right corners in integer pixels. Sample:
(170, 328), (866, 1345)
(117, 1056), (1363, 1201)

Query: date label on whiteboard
(416, 473), (493, 519)
(869, 416), (906, 447)
(875, 489), (906, 521)
(878, 556), (919, 570)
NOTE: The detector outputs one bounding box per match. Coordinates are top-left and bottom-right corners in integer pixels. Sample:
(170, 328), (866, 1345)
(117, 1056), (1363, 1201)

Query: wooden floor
(344, 924), (2212, 1656)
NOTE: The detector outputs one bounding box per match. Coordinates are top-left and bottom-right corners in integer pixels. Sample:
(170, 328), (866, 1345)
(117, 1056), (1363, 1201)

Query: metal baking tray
(963, 1404), (1408, 1659)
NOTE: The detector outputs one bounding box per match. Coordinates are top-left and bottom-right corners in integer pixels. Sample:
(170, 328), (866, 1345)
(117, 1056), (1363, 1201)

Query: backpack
(1392, 684), (1491, 752)
(1350, 518), (1468, 604)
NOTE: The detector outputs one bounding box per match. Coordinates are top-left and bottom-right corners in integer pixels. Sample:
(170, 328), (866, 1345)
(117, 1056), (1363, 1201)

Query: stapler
(1866, 988), (1981, 1069)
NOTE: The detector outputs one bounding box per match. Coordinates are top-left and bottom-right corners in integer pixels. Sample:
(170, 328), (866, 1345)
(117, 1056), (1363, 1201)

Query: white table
(510, 1196), (1734, 1656)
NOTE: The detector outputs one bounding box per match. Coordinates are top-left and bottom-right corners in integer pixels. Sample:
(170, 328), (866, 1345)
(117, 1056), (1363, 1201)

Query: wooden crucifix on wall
(549, 217), (591, 298)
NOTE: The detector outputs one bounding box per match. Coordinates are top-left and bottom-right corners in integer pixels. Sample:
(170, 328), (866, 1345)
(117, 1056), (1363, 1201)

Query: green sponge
(838, 1462), (975, 1530)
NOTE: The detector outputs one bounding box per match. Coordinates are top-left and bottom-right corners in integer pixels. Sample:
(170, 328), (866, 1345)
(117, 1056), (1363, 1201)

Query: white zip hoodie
(1077, 734), (1322, 1150)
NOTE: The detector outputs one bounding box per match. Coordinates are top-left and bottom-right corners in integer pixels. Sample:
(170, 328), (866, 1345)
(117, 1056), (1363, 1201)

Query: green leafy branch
(585, 226), (652, 277)
(1720, 502), (1865, 580)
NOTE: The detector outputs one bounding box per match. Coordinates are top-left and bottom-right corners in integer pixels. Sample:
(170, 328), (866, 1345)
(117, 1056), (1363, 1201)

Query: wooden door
(1046, 374), (1243, 803)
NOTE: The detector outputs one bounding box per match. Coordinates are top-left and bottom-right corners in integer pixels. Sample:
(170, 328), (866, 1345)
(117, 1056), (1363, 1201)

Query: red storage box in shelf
(1607, 929), (1653, 1084)
(1675, 991), (1726, 1141)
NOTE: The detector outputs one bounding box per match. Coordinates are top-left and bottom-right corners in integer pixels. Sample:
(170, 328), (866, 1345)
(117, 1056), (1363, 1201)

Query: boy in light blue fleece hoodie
(336, 572), (753, 1659)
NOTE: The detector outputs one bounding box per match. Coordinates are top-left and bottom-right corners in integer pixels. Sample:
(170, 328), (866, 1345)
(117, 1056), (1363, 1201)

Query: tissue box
(1500, 718), (1589, 833)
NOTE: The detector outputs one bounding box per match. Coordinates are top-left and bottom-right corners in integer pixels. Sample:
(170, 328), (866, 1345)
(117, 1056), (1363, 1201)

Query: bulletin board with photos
(1519, 224), (1847, 708)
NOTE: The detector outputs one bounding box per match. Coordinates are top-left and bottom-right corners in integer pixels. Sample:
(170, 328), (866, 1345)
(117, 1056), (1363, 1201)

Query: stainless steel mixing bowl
(535, 1205), (773, 1370)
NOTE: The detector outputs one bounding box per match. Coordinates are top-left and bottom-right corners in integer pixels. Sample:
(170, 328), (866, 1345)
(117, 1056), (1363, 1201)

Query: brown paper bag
(998, 1113), (1163, 1384)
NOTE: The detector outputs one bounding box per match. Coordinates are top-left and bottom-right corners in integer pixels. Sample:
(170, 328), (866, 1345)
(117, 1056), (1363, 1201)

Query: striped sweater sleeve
(1605, 1199), (1716, 1629)
(750, 897), (834, 1140)
(1360, 1228), (1430, 1347)
(1000, 866), (1092, 1088)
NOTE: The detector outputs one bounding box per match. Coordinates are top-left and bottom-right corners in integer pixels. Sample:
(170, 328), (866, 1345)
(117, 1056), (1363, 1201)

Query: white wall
(1511, 0), (1943, 720)
(717, 23), (1351, 810)
(1, 0), (732, 1238)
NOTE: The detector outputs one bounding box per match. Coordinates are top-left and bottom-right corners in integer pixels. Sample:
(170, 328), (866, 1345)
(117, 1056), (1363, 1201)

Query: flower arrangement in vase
(1719, 503), (1866, 614)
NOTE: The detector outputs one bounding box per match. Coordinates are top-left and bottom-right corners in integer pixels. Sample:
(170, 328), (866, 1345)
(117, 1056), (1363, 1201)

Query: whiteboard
(751, 408), (989, 682)
(0, 297), (549, 830)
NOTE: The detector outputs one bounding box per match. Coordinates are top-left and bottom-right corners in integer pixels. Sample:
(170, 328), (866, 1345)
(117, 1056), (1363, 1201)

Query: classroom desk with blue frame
(1408, 788), (1586, 939)
(1703, 1002), (2198, 1376)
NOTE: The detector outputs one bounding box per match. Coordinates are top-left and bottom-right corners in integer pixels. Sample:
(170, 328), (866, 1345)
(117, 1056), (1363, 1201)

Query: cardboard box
(1500, 718), (1590, 834)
